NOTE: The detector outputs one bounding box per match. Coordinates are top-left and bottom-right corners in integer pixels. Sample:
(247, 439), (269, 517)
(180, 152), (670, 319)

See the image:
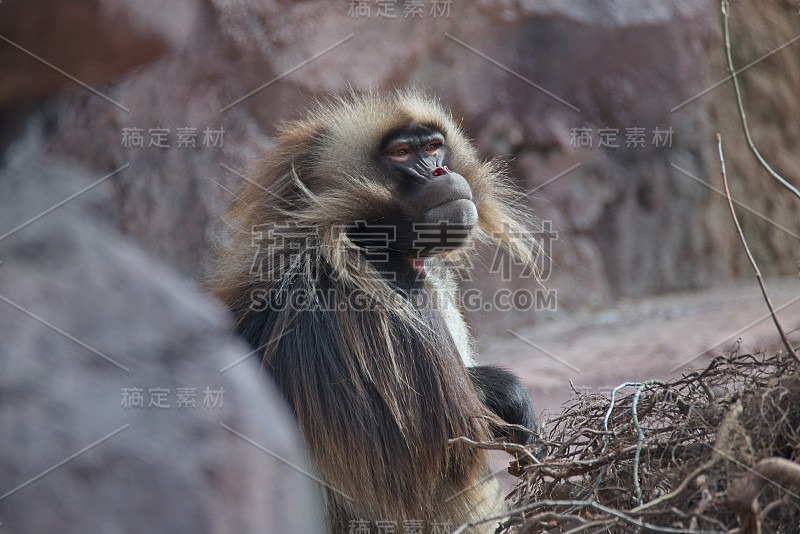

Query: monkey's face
(345, 122), (479, 260)
(382, 123), (479, 233)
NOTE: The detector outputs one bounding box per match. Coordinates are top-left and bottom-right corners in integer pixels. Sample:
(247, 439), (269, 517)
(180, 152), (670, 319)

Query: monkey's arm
(468, 365), (537, 445)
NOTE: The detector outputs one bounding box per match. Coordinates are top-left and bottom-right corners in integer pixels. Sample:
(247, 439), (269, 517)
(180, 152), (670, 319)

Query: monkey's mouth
(422, 198), (479, 229)
(427, 196), (473, 211)
(408, 258), (426, 275)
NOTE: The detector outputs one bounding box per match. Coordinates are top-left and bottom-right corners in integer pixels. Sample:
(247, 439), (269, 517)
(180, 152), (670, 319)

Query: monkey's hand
(468, 365), (539, 446)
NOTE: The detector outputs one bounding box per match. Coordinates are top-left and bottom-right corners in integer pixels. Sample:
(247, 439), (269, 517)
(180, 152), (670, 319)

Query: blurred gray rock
(0, 120), (324, 534)
(1, 2), (323, 532)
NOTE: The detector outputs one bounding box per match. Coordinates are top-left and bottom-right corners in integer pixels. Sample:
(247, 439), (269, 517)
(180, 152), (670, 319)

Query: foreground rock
(0, 138), (323, 533)
(0, 1), (324, 528)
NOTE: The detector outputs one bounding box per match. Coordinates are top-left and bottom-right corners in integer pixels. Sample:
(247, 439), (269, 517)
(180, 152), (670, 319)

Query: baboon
(209, 89), (539, 533)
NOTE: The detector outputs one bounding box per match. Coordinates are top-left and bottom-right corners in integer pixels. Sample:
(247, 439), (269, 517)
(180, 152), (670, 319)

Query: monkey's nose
(431, 166), (449, 177)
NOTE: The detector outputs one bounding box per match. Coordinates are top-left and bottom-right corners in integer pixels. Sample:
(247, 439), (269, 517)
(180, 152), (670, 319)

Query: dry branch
(720, 0), (800, 201)
(716, 134), (800, 365)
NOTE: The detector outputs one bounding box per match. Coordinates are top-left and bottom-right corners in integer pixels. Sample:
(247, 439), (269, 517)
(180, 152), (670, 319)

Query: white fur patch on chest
(423, 260), (475, 367)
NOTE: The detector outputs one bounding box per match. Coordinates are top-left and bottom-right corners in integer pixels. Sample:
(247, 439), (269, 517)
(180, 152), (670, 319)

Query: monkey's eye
(424, 140), (443, 154)
(388, 144), (412, 162)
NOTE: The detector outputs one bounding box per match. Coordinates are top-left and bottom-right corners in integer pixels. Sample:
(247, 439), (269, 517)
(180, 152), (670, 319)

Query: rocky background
(1, 0), (799, 532)
(5, 0), (798, 331)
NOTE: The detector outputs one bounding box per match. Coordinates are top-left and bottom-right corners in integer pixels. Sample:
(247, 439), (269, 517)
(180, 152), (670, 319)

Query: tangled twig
(475, 352), (800, 534)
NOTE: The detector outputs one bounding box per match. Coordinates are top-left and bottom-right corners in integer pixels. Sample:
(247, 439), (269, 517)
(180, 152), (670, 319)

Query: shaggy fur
(208, 89), (539, 533)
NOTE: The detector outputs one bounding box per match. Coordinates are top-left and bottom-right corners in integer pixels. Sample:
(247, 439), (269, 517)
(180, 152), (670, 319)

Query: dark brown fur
(208, 89), (539, 532)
